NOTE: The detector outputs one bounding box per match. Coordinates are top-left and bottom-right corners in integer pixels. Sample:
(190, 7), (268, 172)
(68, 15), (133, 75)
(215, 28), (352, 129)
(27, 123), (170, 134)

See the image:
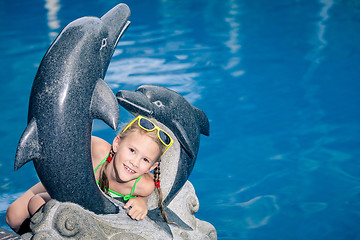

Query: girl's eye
(143, 158), (150, 163)
(129, 148), (135, 153)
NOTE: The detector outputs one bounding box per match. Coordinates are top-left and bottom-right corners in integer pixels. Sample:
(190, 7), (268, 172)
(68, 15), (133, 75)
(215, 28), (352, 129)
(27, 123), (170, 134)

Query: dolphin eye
(100, 38), (107, 50)
(153, 100), (164, 108)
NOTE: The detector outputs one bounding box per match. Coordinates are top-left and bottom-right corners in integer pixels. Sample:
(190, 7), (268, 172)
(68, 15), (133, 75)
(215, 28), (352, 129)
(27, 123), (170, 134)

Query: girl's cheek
(141, 162), (152, 171)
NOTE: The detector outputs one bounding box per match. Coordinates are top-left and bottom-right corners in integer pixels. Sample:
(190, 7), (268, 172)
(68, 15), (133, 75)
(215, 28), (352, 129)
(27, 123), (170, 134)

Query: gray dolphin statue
(116, 85), (210, 236)
(14, 3), (131, 214)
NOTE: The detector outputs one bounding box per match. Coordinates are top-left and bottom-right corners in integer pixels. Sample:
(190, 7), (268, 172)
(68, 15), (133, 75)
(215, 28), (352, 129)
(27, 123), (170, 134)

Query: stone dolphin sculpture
(14, 3), (131, 214)
(116, 85), (210, 236)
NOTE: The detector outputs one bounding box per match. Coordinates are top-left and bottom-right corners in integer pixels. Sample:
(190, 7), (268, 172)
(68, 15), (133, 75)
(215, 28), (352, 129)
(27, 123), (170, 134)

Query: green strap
(94, 154), (142, 201)
(131, 176), (142, 196)
(94, 155), (107, 174)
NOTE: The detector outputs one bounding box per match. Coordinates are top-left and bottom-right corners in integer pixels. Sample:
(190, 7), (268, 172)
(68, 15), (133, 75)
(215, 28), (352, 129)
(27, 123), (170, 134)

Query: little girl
(6, 115), (173, 234)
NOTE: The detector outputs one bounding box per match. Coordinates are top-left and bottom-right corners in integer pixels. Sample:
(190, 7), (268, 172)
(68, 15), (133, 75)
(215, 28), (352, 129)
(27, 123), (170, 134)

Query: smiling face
(111, 130), (160, 183)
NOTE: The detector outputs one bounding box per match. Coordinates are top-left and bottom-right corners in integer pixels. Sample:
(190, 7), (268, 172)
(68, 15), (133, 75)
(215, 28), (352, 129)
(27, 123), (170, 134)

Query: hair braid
(153, 162), (168, 223)
(98, 147), (115, 195)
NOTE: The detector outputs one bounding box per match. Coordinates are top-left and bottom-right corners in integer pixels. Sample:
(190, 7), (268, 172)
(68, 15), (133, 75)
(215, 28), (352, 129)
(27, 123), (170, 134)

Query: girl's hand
(123, 197), (148, 220)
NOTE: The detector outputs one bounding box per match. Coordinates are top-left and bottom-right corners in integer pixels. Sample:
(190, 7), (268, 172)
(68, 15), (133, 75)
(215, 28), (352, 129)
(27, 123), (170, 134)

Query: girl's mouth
(124, 164), (136, 174)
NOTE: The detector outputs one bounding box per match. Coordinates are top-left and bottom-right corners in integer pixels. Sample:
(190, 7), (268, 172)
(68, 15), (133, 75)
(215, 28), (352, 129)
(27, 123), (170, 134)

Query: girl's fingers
(128, 208), (138, 220)
(127, 208), (146, 221)
(124, 199), (134, 209)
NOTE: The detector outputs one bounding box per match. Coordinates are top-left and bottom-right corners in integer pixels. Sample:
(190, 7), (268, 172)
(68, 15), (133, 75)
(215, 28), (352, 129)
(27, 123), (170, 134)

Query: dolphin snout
(116, 90), (153, 115)
(101, 3), (131, 48)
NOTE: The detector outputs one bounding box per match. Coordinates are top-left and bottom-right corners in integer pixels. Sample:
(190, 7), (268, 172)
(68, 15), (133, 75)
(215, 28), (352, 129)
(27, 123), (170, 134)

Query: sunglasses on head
(122, 116), (174, 155)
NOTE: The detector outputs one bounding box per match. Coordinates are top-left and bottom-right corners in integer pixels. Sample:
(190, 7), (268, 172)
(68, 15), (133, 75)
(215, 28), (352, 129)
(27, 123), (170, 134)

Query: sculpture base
(22, 181), (216, 240)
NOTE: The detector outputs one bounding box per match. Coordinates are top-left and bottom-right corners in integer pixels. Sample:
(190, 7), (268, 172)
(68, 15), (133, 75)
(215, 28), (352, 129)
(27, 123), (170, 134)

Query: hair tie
(155, 180), (160, 188)
(107, 147), (115, 163)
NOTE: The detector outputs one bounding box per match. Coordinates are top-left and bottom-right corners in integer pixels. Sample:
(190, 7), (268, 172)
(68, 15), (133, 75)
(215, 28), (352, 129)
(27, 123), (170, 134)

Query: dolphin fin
(165, 207), (193, 230)
(192, 106), (210, 136)
(91, 79), (119, 130)
(14, 118), (41, 171)
(147, 207), (193, 238)
(147, 209), (173, 238)
(173, 120), (195, 159)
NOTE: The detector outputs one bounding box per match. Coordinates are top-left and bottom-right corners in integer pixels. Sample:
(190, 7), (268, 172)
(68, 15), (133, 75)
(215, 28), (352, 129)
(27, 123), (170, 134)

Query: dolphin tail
(147, 207), (193, 238)
(90, 79), (119, 130)
(14, 118), (41, 171)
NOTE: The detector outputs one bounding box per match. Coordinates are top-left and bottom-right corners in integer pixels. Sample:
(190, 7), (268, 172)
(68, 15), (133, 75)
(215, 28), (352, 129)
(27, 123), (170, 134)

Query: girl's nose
(129, 156), (140, 167)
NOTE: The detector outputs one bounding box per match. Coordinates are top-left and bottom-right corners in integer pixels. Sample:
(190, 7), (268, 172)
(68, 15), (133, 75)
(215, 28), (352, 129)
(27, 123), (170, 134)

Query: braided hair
(153, 162), (168, 222)
(98, 147), (115, 195)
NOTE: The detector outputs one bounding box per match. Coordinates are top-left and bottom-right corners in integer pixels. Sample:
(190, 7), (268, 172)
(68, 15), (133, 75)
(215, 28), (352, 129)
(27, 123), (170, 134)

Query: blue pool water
(1, 0), (360, 239)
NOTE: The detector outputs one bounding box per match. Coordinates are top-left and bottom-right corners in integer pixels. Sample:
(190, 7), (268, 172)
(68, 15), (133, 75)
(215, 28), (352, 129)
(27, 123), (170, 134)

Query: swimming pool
(1, 0), (359, 239)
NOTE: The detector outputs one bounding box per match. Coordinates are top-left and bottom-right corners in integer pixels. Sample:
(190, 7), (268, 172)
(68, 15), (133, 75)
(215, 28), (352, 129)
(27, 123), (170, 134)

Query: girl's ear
(112, 136), (120, 153)
(149, 162), (159, 172)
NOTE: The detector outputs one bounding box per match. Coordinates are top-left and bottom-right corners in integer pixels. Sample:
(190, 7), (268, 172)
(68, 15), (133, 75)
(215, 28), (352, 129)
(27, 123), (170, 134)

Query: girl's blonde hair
(98, 117), (169, 223)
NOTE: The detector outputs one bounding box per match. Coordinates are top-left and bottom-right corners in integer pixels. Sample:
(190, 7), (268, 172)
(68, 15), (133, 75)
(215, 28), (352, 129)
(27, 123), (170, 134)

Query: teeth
(124, 165), (135, 173)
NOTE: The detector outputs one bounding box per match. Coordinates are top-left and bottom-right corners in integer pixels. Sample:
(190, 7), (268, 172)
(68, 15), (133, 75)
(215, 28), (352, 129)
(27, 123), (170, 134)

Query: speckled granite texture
(14, 3), (130, 214)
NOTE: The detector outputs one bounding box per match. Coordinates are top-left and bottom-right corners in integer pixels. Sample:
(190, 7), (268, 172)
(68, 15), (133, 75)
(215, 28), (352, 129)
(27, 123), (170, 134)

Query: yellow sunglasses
(122, 116), (174, 155)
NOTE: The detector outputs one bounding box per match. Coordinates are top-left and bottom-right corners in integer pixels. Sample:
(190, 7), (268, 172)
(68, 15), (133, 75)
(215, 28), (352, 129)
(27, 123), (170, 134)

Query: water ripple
(106, 57), (202, 104)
